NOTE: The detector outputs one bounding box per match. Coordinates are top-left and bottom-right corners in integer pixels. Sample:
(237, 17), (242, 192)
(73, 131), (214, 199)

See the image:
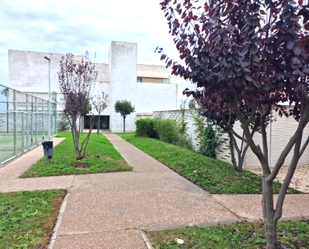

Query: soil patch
(74, 163), (90, 169)
(249, 165), (309, 193)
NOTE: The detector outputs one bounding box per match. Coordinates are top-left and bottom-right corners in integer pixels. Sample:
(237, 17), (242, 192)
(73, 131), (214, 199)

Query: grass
(22, 132), (132, 177)
(118, 133), (301, 194)
(146, 219), (309, 249)
(0, 190), (66, 249)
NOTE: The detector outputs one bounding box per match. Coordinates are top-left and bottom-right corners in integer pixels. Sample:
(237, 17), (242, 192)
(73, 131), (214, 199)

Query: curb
(48, 186), (73, 249)
(139, 216), (309, 248)
(139, 229), (154, 249)
(140, 216), (309, 232)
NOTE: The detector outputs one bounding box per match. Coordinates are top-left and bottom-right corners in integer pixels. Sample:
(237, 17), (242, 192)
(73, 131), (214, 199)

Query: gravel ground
(249, 165), (309, 193)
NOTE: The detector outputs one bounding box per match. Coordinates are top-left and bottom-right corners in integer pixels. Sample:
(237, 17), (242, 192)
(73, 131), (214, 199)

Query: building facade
(8, 41), (179, 132)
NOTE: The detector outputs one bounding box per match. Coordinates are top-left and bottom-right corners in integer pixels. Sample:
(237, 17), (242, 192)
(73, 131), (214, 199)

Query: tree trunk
(74, 136), (83, 160)
(265, 218), (278, 249)
(123, 116), (126, 133)
(227, 129), (248, 172)
(262, 166), (279, 249)
(76, 152), (83, 160)
(97, 113), (100, 137)
(74, 117), (83, 160)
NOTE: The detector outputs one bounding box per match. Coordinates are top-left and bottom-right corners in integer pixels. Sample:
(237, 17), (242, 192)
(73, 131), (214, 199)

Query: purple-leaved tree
(58, 51), (98, 160)
(158, 0), (309, 248)
(185, 88), (253, 171)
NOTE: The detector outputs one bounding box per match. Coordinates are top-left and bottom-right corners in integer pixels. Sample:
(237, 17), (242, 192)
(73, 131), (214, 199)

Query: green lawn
(0, 190), (66, 249)
(118, 133), (301, 194)
(146, 219), (309, 249)
(22, 132), (132, 177)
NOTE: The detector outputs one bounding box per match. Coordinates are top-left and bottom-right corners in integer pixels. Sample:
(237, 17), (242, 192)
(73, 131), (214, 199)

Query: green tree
(92, 91), (110, 136)
(114, 100), (135, 133)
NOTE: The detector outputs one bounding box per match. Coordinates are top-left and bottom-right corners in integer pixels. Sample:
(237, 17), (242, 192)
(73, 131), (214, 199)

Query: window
(137, 77), (170, 83)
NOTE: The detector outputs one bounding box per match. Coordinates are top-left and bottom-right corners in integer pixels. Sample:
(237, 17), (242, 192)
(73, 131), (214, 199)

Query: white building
(8, 41), (179, 132)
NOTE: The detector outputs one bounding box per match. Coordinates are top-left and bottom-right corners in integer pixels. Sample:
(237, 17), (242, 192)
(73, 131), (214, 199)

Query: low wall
(153, 109), (309, 170)
(153, 109), (233, 164)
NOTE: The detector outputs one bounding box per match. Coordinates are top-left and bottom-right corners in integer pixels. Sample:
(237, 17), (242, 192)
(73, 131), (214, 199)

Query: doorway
(84, 115), (110, 129)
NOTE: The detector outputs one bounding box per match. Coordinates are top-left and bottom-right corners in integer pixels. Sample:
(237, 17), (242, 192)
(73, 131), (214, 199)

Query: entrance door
(84, 115), (110, 129)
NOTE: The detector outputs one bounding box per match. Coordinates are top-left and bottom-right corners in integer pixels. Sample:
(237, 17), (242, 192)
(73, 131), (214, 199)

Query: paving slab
(53, 132), (241, 248)
(102, 131), (169, 172)
(53, 229), (147, 249)
(0, 175), (75, 193)
(56, 172), (239, 237)
(212, 194), (309, 220)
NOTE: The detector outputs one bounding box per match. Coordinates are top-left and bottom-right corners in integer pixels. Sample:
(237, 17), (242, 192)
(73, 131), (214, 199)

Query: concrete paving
(0, 131), (308, 249)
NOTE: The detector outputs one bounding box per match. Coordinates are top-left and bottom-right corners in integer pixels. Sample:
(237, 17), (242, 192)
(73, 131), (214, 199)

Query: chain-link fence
(0, 84), (57, 166)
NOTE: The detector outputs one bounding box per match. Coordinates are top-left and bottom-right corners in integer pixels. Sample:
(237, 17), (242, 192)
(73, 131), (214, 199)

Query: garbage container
(42, 141), (53, 159)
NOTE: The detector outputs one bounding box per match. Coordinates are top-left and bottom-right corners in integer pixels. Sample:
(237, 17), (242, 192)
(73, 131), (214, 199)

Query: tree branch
(268, 101), (309, 182)
(274, 136), (301, 221)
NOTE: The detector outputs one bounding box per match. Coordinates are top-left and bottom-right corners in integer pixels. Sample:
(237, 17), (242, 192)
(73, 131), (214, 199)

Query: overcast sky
(0, 0), (192, 95)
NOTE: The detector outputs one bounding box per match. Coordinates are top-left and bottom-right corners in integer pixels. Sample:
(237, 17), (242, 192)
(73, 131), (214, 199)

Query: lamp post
(44, 56), (51, 139)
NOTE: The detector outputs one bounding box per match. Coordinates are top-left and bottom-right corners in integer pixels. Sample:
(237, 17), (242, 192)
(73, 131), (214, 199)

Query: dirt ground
(249, 166), (309, 193)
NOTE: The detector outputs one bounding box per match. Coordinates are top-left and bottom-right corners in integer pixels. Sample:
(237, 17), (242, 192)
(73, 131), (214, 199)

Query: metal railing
(0, 84), (57, 166)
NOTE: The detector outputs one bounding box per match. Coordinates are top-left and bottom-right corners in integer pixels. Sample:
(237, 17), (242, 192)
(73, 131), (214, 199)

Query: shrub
(192, 112), (219, 158)
(153, 116), (192, 149)
(135, 118), (156, 138)
(57, 112), (70, 132)
(199, 123), (219, 158)
(154, 118), (178, 144)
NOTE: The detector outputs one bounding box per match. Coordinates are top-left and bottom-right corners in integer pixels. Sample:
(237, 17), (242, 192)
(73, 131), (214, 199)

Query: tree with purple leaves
(58, 51), (98, 160)
(186, 89), (252, 172)
(157, 0), (309, 248)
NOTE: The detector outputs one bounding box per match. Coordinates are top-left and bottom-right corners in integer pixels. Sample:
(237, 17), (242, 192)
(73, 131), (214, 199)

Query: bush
(192, 112), (219, 158)
(57, 112), (70, 132)
(199, 123), (219, 158)
(135, 113), (192, 150)
(153, 117), (192, 149)
(154, 118), (179, 144)
(135, 118), (156, 138)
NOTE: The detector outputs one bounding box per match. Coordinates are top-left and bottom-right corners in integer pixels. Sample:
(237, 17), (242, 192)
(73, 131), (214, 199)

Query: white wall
(8, 50), (68, 95)
(91, 82), (111, 115)
(136, 83), (178, 113)
(155, 109), (309, 170)
(109, 41), (137, 132)
(243, 110), (309, 169)
(9, 50), (110, 96)
(137, 64), (171, 78)
(8, 42), (179, 132)
(95, 63), (110, 83)
(153, 110), (231, 162)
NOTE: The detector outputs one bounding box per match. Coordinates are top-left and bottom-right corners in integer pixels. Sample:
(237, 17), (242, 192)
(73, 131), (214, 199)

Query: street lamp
(44, 56), (51, 139)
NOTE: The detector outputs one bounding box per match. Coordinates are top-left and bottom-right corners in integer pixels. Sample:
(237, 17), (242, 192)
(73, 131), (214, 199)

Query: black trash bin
(42, 141), (53, 159)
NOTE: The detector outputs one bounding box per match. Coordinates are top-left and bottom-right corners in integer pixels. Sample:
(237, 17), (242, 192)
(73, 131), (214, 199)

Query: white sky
(0, 0), (192, 99)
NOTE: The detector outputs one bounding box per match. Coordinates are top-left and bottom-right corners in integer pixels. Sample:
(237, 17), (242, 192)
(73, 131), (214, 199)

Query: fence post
(13, 90), (17, 156)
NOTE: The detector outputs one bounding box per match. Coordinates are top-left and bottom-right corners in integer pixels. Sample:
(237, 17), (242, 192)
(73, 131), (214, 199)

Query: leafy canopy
(158, 0), (309, 120)
(158, 1), (309, 247)
(114, 100), (135, 118)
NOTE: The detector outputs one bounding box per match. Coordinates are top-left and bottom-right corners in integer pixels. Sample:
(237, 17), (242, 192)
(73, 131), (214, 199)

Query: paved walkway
(0, 131), (309, 249)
